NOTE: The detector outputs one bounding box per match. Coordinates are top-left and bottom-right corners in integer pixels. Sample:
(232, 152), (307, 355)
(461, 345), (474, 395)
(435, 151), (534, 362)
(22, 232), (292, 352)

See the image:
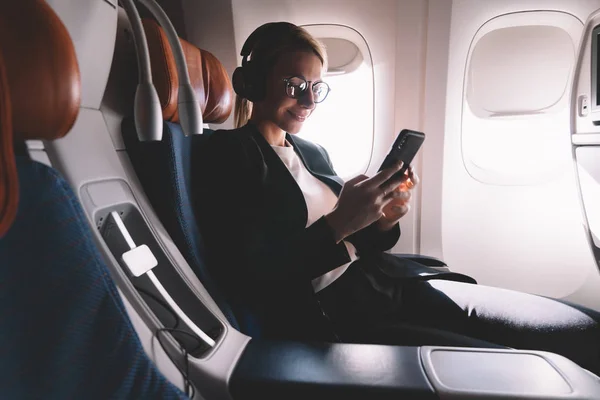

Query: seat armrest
(229, 340), (437, 400)
(229, 341), (600, 400)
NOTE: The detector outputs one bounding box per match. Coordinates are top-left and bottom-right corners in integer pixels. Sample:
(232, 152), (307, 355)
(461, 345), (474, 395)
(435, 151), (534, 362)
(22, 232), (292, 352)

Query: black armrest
(392, 253), (447, 268)
(229, 341), (600, 400)
(229, 340), (437, 400)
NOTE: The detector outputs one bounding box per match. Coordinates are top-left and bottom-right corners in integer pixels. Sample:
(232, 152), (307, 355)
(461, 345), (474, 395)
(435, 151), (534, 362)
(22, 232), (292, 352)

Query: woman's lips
(288, 110), (308, 122)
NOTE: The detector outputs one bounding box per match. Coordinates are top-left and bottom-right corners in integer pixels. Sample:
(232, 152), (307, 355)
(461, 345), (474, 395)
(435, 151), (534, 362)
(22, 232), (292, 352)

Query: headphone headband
(240, 22), (298, 59)
(233, 22), (299, 103)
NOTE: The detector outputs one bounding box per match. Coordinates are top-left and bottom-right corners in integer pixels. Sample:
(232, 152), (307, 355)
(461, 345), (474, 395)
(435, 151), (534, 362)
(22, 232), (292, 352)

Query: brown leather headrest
(0, 0), (81, 237)
(0, 48), (17, 238)
(142, 18), (233, 124)
(0, 1), (81, 141)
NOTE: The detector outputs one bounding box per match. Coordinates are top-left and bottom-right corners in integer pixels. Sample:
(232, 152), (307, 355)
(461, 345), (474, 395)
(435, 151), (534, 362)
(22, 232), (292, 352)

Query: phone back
(379, 129), (425, 179)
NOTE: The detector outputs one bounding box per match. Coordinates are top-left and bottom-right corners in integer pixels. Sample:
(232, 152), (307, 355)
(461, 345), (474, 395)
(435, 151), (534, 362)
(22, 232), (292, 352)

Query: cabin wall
(441, 0), (600, 309)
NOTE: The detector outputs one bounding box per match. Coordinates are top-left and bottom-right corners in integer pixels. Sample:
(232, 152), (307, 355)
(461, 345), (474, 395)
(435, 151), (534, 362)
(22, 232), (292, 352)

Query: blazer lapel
(287, 134), (344, 195)
(247, 126), (310, 225)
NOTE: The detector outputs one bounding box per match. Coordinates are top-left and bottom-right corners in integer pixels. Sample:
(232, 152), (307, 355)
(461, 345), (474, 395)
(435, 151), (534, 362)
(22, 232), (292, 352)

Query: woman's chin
(279, 120), (304, 135)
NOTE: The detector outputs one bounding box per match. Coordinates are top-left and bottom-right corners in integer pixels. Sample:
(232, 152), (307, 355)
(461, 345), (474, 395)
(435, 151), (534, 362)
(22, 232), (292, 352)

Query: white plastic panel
(573, 8), (600, 268)
(418, 0), (450, 259)
(467, 26), (573, 117)
(576, 147), (600, 248)
(421, 346), (600, 400)
(442, 1), (600, 308)
(25, 141), (51, 167)
(46, 0), (118, 110)
(321, 37), (362, 73)
(573, 9), (600, 133)
(572, 133), (600, 145)
(27, 150), (51, 167)
(431, 351), (571, 394)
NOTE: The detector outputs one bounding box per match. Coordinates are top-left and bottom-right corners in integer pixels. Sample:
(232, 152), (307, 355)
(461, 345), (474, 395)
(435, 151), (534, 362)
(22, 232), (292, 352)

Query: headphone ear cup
(232, 66), (247, 99)
(245, 61), (265, 102)
(233, 61), (264, 103)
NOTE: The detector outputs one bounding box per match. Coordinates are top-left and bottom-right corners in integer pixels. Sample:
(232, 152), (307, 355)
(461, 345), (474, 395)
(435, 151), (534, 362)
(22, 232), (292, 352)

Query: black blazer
(192, 122), (400, 340)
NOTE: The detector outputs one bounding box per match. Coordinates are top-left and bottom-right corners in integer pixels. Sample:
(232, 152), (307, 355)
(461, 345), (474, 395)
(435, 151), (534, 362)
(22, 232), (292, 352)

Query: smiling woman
(193, 21), (415, 342)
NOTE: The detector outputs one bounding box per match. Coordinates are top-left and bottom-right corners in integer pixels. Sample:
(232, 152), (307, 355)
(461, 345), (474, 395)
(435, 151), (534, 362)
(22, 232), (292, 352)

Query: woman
(193, 22), (600, 374)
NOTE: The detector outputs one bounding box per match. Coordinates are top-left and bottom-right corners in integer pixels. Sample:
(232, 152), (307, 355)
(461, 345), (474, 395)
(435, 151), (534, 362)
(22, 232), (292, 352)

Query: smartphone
(378, 129), (425, 181)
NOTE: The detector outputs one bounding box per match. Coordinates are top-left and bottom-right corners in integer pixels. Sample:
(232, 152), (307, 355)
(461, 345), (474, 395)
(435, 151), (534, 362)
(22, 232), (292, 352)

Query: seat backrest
(121, 19), (261, 335)
(0, 2), (186, 398)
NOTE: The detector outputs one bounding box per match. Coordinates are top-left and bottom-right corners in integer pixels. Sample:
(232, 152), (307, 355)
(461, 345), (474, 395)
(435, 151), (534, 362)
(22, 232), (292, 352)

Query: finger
(386, 189), (411, 202)
(346, 174), (369, 186)
(400, 190), (411, 201)
(408, 167), (420, 187)
(382, 204), (411, 222)
(380, 172), (407, 194)
(397, 166), (412, 184)
(382, 193), (408, 211)
(367, 161), (404, 188)
(392, 204), (411, 216)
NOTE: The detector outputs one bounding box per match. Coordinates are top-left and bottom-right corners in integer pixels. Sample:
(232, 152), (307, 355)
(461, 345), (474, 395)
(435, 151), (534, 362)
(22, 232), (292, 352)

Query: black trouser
(316, 261), (600, 375)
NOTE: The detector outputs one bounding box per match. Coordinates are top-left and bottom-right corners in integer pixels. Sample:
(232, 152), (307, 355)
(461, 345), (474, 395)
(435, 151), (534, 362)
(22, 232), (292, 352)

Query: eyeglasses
(282, 76), (330, 103)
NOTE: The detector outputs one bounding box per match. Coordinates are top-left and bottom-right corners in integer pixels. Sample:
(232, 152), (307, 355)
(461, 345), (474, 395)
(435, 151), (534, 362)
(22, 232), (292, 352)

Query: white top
(271, 142), (359, 293)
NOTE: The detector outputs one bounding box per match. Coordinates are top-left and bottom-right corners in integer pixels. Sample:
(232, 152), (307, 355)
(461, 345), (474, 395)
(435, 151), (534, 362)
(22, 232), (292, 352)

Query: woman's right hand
(325, 161), (406, 243)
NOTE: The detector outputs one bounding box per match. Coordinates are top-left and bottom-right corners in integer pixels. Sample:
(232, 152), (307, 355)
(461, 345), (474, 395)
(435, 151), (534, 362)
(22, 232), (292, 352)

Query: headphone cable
(135, 285), (200, 397)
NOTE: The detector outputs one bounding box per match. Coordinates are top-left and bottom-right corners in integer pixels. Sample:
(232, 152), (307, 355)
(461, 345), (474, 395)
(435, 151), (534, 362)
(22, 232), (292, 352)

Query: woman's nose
(299, 88), (316, 109)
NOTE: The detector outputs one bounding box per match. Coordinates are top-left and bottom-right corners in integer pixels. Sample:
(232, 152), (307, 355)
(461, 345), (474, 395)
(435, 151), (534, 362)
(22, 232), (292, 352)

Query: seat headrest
(0, 0), (81, 237)
(142, 18), (233, 124)
(0, 1), (81, 141)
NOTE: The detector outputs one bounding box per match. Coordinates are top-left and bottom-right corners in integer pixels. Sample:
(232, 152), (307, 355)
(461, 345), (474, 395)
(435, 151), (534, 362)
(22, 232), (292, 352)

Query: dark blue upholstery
(0, 156), (186, 399)
(122, 117), (253, 334)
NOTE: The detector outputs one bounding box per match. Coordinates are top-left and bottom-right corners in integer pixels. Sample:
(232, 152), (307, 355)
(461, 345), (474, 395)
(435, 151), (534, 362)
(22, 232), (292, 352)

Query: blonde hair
(234, 24), (327, 128)
(235, 96), (253, 129)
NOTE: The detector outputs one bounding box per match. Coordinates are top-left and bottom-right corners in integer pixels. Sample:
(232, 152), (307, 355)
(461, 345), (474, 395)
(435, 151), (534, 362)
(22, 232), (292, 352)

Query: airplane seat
(0, 2), (187, 398)
(119, 19), (262, 335)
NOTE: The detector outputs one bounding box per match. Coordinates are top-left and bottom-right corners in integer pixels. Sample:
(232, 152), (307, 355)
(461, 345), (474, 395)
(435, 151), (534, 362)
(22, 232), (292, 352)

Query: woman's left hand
(376, 166), (420, 231)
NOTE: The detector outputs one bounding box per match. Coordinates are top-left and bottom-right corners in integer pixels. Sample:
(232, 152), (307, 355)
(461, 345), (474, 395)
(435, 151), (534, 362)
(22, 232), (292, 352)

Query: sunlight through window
(298, 30), (374, 180)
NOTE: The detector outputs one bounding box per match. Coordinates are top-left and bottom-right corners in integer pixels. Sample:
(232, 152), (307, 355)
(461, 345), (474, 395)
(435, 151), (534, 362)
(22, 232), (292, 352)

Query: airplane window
(298, 27), (374, 179)
(460, 12), (580, 185)
(467, 25), (573, 118)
